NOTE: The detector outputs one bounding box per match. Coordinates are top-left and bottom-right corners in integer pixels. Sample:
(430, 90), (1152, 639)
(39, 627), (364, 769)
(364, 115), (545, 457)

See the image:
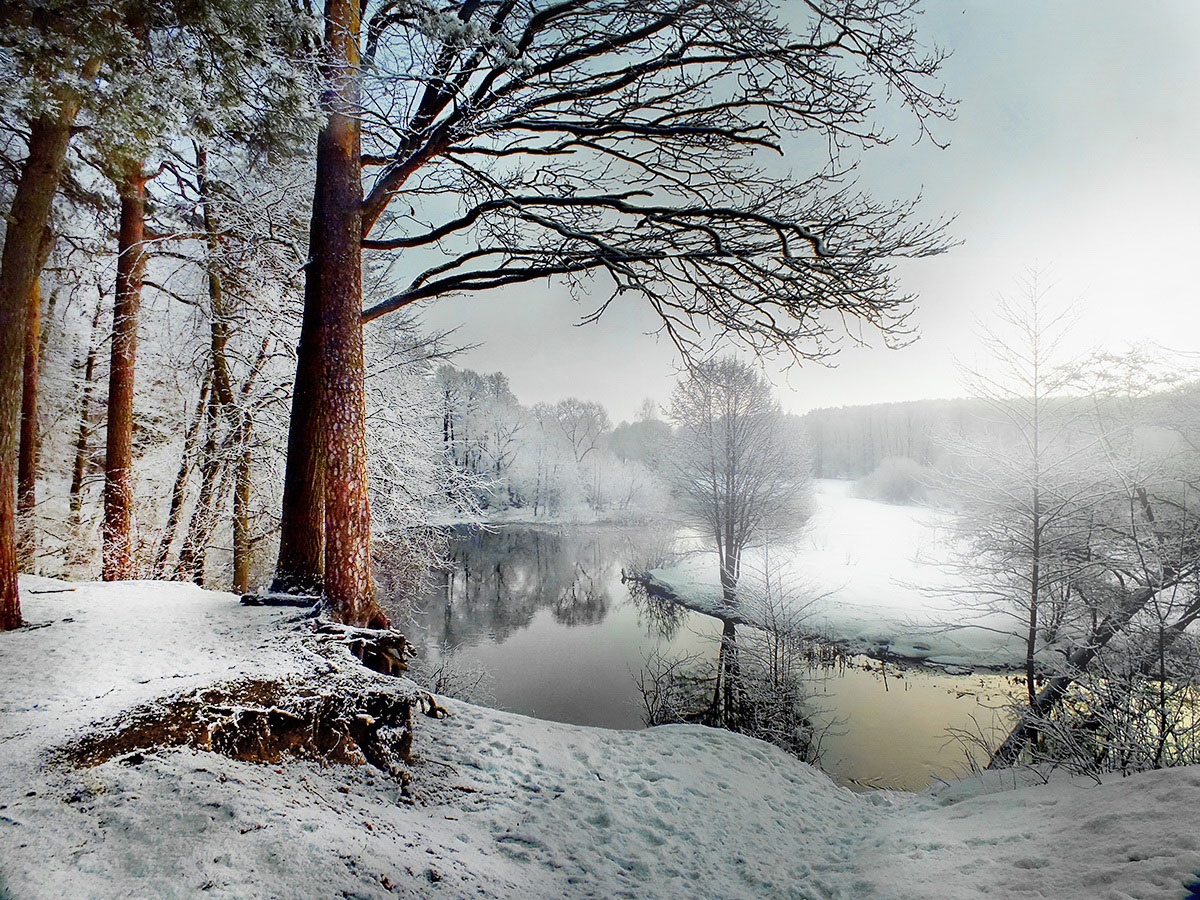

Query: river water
(401, 524), (1013, 791)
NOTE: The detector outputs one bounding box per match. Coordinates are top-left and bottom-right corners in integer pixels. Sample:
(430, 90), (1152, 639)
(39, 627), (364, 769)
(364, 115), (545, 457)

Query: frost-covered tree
(546, 399), (610, 466)
(949, 275), (1093, 706)
(511, 403), (581, 517)
(987, 352), (1200, 770)
(433, 366), (524, 507)
(275, 0), (953, 626)
(0, 0), (318, 605)
(0, 0), (116, 627)
(87, 1), (315, 581)
(608, 413), (672, 473)
(669, 356), (809, 605)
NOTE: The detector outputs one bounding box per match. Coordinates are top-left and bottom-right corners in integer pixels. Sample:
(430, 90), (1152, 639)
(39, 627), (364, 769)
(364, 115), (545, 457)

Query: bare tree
(949, 274), (1094, 706)
(548, 399), (610, 466)
(275, 0), (953, 625)
(669, 356), (809, 605)
(637, 557), (829, 762)
(987, 352), (1200, 770)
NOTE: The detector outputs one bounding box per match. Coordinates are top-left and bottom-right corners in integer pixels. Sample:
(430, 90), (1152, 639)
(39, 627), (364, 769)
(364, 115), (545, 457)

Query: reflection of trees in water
(405, 526), (664, 649)
(625, 578), (688, 641)
(638, 618), (821, 762)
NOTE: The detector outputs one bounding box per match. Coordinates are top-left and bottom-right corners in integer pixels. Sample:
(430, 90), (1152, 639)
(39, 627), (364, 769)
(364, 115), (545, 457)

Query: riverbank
(646, 480), (1035, 670)
(3, 577), (1198, 899)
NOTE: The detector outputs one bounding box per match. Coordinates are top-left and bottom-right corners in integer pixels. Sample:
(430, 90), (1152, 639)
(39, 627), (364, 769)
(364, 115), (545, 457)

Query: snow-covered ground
(3, 579), (1199, 899)
(650, 480), (1027, 669)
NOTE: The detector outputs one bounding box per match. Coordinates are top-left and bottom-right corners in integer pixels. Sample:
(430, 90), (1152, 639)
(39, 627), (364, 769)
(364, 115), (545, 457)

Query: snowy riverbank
(2, 578), (1198, 899)
(650, 480), (1029, 670)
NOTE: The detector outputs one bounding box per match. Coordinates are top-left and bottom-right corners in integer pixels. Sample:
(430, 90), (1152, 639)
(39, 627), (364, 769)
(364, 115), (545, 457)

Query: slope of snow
(651, 480), (1027, 668)
(2, 579), (1199, 899)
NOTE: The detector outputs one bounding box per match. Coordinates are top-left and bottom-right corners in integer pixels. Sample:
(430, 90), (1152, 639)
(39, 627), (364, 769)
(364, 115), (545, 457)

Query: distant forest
(800, 383), (1200, 481)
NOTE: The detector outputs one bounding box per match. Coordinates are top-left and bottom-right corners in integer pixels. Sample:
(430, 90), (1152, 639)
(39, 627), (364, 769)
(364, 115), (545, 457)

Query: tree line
(433, 366), (671, 519)
(1, 0), (953, 632)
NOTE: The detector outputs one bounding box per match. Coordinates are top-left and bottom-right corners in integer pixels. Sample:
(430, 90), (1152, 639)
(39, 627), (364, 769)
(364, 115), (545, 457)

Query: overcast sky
(411, 2), (1200, 423)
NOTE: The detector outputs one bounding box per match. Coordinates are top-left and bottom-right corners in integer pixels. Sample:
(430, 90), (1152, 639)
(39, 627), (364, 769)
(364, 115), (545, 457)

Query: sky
(414, 2), (1200, 423)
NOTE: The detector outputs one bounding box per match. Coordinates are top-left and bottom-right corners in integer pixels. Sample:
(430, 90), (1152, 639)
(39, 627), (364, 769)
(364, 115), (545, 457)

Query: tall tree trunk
(271, 0), (383, 624)
(17, 274), (48, 567)
(232, 437), (253, 593)
(0, 113), (80, 630)
(69, 297), (105, 526)
(270, 267), (326, 594)
(317, 0), (384, 627)
(154, 372), (211, 577)
(229, 340), (269, 592)
(102, 168), (149, 581)
(270, 171), (327, 596)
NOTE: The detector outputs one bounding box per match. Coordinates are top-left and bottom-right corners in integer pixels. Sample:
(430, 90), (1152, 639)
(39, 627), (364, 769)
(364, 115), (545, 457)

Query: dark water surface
(402, 525), (1008, 790)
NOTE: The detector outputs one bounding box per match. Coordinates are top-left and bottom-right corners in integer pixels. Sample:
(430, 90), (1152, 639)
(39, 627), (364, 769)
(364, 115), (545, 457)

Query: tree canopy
(355, 0), (952, 358)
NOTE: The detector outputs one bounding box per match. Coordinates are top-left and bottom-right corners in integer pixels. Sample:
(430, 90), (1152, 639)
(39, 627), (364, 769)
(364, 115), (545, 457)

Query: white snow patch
(651, 480), (1027, 668)
(2, 577), (1198, 899)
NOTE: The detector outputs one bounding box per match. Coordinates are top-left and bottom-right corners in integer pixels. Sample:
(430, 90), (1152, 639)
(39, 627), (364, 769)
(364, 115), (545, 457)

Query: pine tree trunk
(232, 440), (253, 593)
(69, 298), (105, 526)
(102, 168), (149, 581)
(312, 0), (385, 627)
(271, 166), (327, 596)
(17, 277), (46, 567)
(0, 114), (78, 630)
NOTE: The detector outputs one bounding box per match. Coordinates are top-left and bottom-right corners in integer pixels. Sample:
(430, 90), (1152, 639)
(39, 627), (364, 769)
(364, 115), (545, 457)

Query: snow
(650, 480), (1028, 669)
(3, 577), (1200, 899)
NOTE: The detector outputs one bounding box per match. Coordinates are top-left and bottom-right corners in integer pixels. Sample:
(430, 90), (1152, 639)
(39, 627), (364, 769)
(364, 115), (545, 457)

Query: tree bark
(315, 0), (385, 627)
(102, 168), (150, 581)
(271, 0), (384, 625)
(270, 160), (328, 596)
(232, 441), (253, 593)
(17, 276), (46, 567)
(0, 113), (79, 630)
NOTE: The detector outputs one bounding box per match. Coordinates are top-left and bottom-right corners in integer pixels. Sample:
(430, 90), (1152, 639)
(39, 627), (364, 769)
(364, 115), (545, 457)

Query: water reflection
(393, 525), (723, 731)
(391, 525), (1012, 789)
(412, 525), (686, 648)
(624, 577), (689, 640)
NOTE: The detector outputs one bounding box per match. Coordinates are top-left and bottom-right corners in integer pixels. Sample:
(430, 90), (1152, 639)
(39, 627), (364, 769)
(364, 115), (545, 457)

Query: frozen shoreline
(648, 480), (1030, 671)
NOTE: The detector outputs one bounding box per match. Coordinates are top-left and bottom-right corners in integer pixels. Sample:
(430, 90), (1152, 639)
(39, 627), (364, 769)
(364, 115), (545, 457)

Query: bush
(852, 457), (931, 505)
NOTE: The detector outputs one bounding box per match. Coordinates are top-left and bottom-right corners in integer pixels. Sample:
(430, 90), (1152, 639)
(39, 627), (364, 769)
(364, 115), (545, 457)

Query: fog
(417, 2), (1200, 421)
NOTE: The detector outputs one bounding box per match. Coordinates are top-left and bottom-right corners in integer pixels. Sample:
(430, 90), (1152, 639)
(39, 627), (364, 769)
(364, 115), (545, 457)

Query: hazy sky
(412, 2), (1200, 422)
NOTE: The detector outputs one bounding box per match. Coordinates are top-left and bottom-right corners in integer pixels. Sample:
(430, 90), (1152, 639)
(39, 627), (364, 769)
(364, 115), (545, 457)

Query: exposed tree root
(312, 619), (411, 677)
(63, 675), (416, 776)
(60, 619), (431, 777)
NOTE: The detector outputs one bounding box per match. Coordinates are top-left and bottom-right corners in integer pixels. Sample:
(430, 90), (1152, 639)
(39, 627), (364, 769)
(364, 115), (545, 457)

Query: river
(397, 524), (1013, 791)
